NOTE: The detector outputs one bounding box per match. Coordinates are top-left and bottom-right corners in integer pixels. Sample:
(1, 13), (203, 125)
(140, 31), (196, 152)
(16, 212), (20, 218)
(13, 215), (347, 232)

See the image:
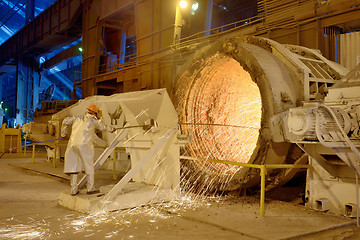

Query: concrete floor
(1, 155), (360, 240)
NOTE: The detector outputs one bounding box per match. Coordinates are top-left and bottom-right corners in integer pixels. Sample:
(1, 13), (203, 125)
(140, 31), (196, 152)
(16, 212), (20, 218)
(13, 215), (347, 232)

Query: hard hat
(87, 104), (99, 113)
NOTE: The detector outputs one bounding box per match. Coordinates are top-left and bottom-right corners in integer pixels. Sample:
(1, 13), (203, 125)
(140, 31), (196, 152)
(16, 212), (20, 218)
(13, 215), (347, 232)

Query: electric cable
(0, 0), (23, 24)
(0, 3), (25, 28)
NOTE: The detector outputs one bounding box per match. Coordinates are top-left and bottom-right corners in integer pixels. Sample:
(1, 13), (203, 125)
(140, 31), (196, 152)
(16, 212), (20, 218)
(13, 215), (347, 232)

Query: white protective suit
(61, 113), (112, 194)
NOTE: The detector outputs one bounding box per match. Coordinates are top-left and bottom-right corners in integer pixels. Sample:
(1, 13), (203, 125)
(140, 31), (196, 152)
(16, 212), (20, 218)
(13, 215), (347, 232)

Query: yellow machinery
(0, 123), (22, 153)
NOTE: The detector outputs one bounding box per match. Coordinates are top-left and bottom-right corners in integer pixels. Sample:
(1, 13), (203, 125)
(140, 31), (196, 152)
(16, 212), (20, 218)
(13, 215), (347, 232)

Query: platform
(58, 182), (177, 213)
(8, 158), (177, 214)
(2, 156), (359, 239)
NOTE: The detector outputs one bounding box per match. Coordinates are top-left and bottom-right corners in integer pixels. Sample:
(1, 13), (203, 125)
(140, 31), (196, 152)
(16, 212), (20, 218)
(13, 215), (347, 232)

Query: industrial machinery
(280, 64), (360, 216)
(24, 34), (360, 216)
(24, 89), (184, 211)
(174, 35), (344, 193)
(174, 34), (360, 217)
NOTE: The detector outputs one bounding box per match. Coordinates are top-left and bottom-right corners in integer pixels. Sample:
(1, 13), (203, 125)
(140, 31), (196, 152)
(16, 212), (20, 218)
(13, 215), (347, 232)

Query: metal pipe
(179, 122), (260, 130)
(114, 124), (153, 130)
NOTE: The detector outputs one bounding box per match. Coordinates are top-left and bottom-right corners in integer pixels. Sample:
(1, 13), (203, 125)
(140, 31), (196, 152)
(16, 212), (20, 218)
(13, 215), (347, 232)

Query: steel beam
(41, 43), (81, 70)
(0, 0), (82, 65)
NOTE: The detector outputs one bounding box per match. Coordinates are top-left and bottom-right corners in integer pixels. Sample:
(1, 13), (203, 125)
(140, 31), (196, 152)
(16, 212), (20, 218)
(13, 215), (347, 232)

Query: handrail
(95, 15), (263, 76)
(181, 155), (309, 217)
(35, 99), (77, 116)
(175, 15), (262, 46)
(98, 53), (137, 75)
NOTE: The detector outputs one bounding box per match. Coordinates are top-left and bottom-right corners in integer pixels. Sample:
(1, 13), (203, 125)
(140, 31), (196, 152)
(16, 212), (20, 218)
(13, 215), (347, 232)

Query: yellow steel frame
(0, 124), (22, 153)
(186, 157), (309, 217)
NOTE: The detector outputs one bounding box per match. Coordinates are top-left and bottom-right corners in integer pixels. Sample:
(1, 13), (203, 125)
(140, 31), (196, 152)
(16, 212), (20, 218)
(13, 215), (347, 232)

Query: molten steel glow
(181, 54), (262, 180)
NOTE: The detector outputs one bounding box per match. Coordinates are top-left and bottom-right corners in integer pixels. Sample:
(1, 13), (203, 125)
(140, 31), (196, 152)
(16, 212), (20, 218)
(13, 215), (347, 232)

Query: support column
(0, 81), (3, 126)
(205, 0), (213, 36)
(32, 66), (40, 112)
(119, 28), (127, 68)
(25, 0), (35, 24)
(173, 6), (183, 44)
(81, 0), (102, 97)
(0, 77), (2, 101)
(16, 56), (38, 126)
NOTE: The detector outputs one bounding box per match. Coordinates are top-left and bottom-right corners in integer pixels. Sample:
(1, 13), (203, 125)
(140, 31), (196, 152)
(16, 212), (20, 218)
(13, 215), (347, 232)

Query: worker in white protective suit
(61, 104), (114, 195)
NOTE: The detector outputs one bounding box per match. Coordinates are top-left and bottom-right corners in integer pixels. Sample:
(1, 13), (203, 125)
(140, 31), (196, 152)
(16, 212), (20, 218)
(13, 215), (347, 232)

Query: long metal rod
(179, 122), (260, 130)
(114, 125), (151, 130)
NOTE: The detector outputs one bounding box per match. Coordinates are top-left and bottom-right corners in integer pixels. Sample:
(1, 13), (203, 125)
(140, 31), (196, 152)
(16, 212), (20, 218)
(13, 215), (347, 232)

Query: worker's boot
(86, 174), (100, 195)
(70, 174), (79, 196)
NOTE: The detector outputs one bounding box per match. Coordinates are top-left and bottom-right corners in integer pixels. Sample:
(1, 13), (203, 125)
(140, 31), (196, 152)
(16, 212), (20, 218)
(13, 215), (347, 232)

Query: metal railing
(98, 53), (137, 75)
(35, 99), (77, 116)
(181, 156), (309, 217)
(175, 15), (262, 46)
(95, 16), (263, 76)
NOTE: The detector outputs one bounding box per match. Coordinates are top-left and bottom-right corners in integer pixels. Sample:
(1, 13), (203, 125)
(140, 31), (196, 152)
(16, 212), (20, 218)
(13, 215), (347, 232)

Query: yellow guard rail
(181, 156), (309, 217)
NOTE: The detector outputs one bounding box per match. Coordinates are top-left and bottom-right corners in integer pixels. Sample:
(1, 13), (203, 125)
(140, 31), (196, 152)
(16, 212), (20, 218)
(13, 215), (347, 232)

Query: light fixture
(78, 47), (83, 52)
(191, 1), (199, 11)
(179, 0), (187, 9)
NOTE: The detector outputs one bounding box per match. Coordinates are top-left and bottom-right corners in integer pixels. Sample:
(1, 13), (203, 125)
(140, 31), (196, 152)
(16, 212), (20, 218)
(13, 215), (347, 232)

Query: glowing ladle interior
(184, 56), (262, 174)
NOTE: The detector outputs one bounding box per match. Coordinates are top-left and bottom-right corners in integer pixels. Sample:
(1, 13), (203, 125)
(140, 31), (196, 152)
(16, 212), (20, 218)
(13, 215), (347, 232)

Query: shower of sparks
(0, 185), (235, 239)
(0, 222), (51, 240)
(175, 54), (262, 193)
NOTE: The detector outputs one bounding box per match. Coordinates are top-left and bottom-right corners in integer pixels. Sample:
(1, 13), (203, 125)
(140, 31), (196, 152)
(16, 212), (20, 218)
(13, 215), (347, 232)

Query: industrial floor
(1, 154), (360, 240)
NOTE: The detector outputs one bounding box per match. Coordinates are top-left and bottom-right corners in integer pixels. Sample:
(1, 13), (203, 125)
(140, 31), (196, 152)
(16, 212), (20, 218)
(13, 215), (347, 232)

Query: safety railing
(8, 135), (126, 180)
(181, 156), (309, 217)
(98, 53), (137, 75)
(10, 137), (62, 168)
(34, 99), (77, 117)
(74, 70), (81, 83)
(9, 137), (124, 180)
(94, 145), (128, 181)
(96, 16), (262, 76)
(172, 15), (263, 49)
